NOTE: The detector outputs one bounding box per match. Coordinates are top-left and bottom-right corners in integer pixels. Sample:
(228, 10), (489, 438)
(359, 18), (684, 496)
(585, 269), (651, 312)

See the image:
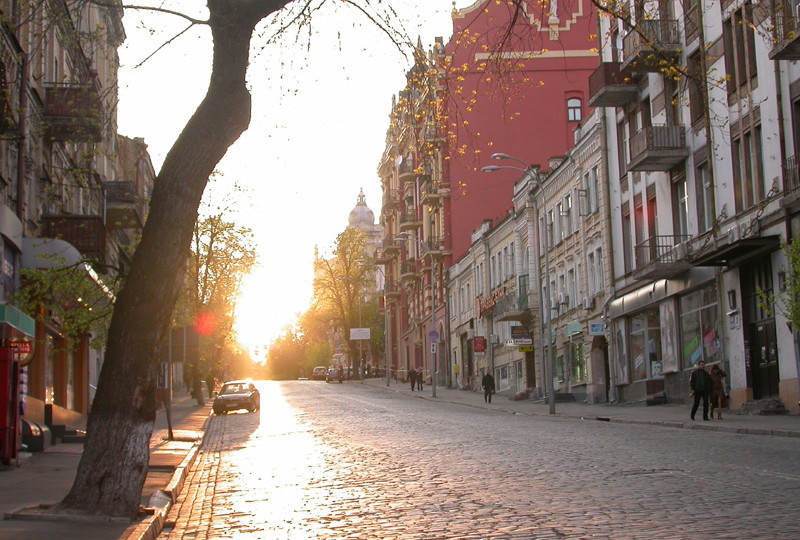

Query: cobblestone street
(159, 381), (800, 539)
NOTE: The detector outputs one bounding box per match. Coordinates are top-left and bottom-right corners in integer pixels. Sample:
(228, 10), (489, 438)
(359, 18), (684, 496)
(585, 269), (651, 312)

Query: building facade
(0, 1), (156, 439)
(590, 0), (800, 412)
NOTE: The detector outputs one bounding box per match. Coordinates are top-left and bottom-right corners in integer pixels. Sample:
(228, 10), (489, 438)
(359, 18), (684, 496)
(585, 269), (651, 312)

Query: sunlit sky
(116, 1), (470, 356)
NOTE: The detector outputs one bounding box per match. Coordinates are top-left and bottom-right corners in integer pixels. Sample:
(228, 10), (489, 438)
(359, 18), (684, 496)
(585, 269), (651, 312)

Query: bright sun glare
(235, 265), (312, 362)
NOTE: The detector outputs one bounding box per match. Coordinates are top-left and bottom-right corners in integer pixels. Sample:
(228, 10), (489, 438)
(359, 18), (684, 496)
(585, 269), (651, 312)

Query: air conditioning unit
(466, 328), (474, 340)
(559, 293), (569, 305)
(490, 334), (499, 344)
(582, 296), (594, 310)
(550, 299), (559, 311)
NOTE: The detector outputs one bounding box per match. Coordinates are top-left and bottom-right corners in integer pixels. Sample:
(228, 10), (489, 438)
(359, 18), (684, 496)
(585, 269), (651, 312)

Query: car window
(222, 383), (246, 394)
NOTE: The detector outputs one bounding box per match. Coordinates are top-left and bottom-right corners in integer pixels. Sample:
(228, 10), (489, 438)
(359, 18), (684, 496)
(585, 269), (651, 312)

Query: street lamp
(396, 231), (438, 398)
(482, 153), (556, 415)
(357, 259), (391, 388)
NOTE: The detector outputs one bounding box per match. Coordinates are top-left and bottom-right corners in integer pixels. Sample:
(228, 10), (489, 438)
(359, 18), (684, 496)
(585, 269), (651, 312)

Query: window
(696, 160), (713, 233)
(546, 209), (555, 247)
(732, 123), (764, 212)
(723, 3), (757, 96)
(567, 267), (576, 309)
(622, 205), (633, 273)
(672, 171), (689, 237)
(490, 255), (496, 289)
(556, 202), (564, 242)
(588, 251), (596, 295)
(571, 339), (586, 383)
(564, 194), (573, 236)
(595, 248), (604, 291)
(567, 98), (582, 122)
(688, 51), (704, 125)
(629, 309), (663, 381)
(680, 286), (722, 369)
(459, 286), (465, 314)
(617, 120), (629, 177)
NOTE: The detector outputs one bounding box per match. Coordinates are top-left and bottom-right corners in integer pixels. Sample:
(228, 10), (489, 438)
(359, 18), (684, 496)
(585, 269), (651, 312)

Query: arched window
(567, 98), (582, 122)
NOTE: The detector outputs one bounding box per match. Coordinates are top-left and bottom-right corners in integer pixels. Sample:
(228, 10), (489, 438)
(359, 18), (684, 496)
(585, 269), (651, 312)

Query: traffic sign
(428, 330), (439, 342)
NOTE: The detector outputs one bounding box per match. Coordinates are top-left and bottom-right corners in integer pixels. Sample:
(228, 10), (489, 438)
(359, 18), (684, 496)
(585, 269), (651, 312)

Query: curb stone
(124, 414), (210, 540)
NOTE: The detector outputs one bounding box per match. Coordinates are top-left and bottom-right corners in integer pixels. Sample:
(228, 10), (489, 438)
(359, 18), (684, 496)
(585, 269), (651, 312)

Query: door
(742, 261), (780, 399)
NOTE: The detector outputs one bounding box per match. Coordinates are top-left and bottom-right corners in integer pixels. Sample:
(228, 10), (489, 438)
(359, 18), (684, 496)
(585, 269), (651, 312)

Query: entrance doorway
(742, 261), (780, 399)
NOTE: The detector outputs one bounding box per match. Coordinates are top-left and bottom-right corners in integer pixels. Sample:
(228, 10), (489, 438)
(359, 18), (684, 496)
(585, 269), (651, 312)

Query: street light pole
(482, 154), (556, 414)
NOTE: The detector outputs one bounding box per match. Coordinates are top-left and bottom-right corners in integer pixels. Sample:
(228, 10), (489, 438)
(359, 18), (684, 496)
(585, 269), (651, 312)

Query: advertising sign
(510, 326), (532, 345)
(350, 328), (371, 340)
(473, 336), (487, 353)
(588, 320), (605, 336)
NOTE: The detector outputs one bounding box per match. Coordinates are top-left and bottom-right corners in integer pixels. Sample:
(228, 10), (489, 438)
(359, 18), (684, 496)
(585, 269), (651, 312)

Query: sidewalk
(0, 387), (212, 540)
(361, 377), (800, 438)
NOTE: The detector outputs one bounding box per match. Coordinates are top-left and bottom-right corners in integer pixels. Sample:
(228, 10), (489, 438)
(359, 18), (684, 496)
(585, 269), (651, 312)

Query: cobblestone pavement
(159, 380), (800, 539)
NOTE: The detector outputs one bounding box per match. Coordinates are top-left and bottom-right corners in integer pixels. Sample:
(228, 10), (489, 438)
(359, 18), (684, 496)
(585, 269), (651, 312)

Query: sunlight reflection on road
(213, 381), (362, 538)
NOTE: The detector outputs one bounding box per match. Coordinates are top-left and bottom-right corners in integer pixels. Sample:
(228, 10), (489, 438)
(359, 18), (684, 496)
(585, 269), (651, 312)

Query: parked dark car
(213, 380), (260, 415)
(326, 368), (343, 383)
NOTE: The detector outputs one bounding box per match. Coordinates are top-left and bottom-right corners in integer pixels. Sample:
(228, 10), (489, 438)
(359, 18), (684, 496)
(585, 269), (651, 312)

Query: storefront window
(680, 286), (721, 369)
(629, 309), (662, 381)
(571, 339), (586, 383)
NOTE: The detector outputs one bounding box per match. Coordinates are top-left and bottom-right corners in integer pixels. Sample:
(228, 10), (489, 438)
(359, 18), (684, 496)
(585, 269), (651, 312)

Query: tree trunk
(58, 1), (288, 517)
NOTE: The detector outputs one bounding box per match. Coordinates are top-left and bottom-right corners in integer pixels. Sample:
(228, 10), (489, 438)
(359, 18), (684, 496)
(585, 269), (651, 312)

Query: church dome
(348, 188), (375, 228)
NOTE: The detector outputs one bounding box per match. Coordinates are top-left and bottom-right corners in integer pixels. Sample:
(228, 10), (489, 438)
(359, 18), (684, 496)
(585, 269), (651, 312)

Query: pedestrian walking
(482, 371), (495, 403)
(409, 368), (416, 391)
(416, 368), (423, 391)
(709, 363), (727, 420)
(689, 360), (712, 421)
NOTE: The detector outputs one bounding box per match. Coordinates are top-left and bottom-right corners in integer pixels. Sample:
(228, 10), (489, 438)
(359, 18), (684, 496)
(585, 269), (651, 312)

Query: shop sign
(519, 345), (534, 353)
(473, 336), (487, 353)
(477, 287), (506, 317)
(589, 320), (605, 336)
(510, 325), (532, 345)
(8, 339), (34, 365)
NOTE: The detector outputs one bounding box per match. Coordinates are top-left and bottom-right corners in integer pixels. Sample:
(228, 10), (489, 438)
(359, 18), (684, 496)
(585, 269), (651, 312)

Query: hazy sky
(116, 1), (469, 355)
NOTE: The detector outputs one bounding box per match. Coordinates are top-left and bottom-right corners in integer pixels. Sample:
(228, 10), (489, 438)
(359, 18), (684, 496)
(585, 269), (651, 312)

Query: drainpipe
(16, 53), (28, 220)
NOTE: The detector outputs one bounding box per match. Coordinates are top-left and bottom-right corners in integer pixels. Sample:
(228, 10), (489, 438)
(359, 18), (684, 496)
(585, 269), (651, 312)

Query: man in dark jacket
(689, 360), (713, 421)
(482, 371), (495, 403)
(409, 368), (416, 391)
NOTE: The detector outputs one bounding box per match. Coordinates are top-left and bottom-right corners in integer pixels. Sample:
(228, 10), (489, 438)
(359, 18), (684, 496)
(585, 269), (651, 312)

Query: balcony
(770, 8), (800, 60)
(400, 259), (417, 281)
(420, 177), (442, 205)
(382, 236), (401, 255)
(384, 281), (402, 299)
(41, 215), (106, 264)
(43, 84), (103, 142)
(632, 235), (693, 280)
(374, 246), (391, 264)
(398, 157), (415, 183)
(399, 206), (422, 231)
(424, 236), (447, 259)
(382, 188), (400, 210)
(621, 20), (681, 73)
(588, 62), (638, 107)
(105, 181), (146, 230)
(627, 124), (689, 172)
